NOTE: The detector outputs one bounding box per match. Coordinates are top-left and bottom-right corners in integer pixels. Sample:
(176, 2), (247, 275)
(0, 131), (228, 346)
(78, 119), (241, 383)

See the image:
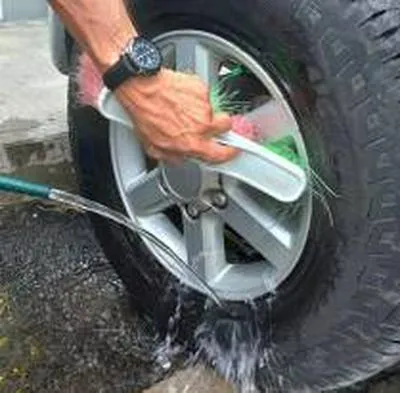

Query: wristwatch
(102, 36), (163, 91)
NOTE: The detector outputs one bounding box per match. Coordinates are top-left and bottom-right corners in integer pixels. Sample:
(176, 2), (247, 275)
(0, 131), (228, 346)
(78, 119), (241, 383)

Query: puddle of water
(0, 204), (170, 392)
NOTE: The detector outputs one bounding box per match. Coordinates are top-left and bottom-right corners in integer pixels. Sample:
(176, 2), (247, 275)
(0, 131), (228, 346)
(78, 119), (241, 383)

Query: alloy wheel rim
(109, 30), (312, 301)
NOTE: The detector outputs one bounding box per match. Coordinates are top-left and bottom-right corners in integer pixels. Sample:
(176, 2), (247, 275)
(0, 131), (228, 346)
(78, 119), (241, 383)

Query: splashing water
(141, 280), (282, 393)
(153, 288), (185, 372)
(192, 302), (264, 393)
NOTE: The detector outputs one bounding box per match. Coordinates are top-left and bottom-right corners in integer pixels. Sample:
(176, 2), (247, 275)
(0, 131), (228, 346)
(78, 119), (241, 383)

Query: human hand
(114, 69), (239, 164)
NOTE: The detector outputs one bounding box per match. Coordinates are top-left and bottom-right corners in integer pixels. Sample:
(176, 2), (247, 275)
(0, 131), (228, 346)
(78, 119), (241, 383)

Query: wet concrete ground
(0, 201), (168, 392)
(0, 200), (245, 393)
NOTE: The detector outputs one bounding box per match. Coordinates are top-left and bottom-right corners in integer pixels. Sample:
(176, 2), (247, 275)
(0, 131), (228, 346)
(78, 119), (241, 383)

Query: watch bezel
(102, 36), (163, 91)
(124, 37), (162, 75)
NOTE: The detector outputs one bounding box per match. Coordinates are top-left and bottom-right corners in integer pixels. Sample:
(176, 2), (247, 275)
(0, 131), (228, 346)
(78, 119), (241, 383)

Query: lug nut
(211, 192), (228, 209)
(187, 204), (200, 219)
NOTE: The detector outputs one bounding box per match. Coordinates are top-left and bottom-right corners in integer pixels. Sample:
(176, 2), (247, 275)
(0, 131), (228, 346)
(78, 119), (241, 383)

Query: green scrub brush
(209, 65), (303, 169)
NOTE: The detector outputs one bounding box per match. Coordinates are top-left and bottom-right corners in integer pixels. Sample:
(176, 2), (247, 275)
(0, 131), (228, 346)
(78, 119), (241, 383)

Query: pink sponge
(77, 52), (103, 108)
(231, 115), (261, 141)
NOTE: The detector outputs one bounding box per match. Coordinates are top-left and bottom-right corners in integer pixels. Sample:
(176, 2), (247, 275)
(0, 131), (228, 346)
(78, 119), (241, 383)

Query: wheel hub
(161, 162), (228, 219)
(161, 162), (203, 203)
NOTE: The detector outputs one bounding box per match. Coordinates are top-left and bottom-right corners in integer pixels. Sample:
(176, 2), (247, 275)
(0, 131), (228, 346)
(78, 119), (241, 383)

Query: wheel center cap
(161, 162), (203, 203)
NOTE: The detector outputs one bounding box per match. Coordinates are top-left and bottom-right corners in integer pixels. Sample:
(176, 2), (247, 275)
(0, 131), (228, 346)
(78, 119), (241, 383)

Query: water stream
(49, 188), (222, 307)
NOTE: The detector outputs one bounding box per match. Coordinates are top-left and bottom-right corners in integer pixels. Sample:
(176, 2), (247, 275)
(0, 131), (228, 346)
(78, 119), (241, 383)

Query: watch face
(130, 38), (162, 72)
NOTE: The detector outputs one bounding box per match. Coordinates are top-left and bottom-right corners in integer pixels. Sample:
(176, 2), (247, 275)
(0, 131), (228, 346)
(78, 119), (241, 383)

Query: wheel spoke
(160, 43), (176, 68)
(126, 169), (174, 216)
(183, 211), (228, 282)
(175, 39), (221, 84)
(218, 184), (294, 270)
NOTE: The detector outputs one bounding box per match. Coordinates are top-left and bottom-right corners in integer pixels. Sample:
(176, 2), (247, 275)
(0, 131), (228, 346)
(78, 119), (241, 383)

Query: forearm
(48, 0), (137, 73)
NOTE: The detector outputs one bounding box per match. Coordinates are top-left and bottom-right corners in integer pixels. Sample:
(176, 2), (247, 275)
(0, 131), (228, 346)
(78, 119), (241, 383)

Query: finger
(208, 112), (233, 135)
(164, 155), (185, 166)
(173, 133), (238, 163)
(146, 144), (184, 166)
(146, 145), (163, 161)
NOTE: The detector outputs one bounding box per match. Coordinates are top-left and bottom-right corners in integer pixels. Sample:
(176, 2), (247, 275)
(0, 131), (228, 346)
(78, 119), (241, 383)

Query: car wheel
(68, 0), (400, 391)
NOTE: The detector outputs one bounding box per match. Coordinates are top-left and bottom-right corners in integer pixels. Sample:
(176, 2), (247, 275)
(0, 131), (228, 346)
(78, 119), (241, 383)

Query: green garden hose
(0, 175), (52, 199)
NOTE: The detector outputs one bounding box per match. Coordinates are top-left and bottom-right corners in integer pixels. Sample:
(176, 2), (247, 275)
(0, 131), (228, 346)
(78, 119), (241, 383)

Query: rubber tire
(68, 0), (400, 391)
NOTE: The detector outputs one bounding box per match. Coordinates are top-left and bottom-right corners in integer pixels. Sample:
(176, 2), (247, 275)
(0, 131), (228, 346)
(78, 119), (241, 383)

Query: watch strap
(103, 54), (138, 91)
